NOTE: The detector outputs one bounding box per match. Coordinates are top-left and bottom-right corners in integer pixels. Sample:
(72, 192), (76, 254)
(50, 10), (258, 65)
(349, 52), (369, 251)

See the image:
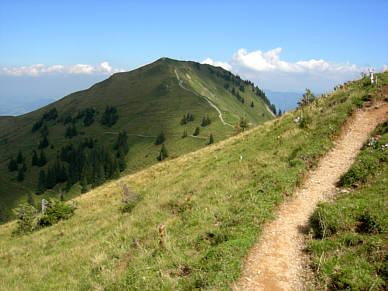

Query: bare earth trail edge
(233, 102), (388, 291)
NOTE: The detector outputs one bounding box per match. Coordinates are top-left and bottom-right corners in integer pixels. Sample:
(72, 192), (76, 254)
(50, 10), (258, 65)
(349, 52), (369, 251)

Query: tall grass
(0, 72), (386, 290)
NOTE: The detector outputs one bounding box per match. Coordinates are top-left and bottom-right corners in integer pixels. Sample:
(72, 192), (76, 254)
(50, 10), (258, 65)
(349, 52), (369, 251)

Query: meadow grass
(0, 72), (386, 290)
(307, 121), (388, 290)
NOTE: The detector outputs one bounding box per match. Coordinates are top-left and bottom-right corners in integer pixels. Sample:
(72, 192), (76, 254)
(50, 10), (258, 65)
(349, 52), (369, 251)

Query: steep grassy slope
(0, 72), (386, 290)
(0, 58), (275, 222)
(307, 121), (388, 290)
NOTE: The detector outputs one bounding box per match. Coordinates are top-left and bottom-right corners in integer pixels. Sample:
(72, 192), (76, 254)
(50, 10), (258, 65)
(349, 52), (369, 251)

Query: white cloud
(230, 47), (359, 74)
(202, 48), (386, 91)
(0, 62), (124, 77)
(201, 57), (232, 71)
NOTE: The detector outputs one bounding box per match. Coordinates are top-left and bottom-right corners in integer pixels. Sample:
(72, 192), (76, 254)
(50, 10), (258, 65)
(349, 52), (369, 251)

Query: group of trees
(8, 151), (27, 181)
(31, 150), (47, 167)
(76, 107), (96, 127)
(231, 87), (245, 104)
(180, 113), (194, 125)
(32, 108), (58, 133)
(100, 106), (119, 127)
(201, 116), (211, 127)
(65, 124), (78, 138)
(36, 133), (128, 194)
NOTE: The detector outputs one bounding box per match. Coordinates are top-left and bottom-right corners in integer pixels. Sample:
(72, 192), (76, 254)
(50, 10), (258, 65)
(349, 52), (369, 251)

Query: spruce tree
(8, 158), (18, 172)
(155, 131), (165, 145)
(37, 170), (46, 194)
(182, 129), (187, 138)
(180, 114), (187, 125)
(39, 136), (49, 149)
(208, 134), (214, 145)
(38, 150), (47, 167)
(16, 150), (23, 164)
(80, 175), (88, 193)
(32, 150), (38, 166)
(250, 101), (254, 108)
(17, 167), (25, 182)
(193, 127), (200, 136)
(157, 144), (168, 161)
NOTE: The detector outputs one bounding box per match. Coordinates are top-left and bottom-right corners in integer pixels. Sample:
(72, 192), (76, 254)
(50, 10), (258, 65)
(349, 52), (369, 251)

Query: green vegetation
(0, 71), (385, 289)
(307, 121), (388, 290)
(0, 58), (277, 223)
(13, 198), (76, 234)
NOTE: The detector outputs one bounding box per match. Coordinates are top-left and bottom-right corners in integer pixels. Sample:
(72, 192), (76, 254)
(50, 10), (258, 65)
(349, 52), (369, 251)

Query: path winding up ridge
(174, 68), (233, 127)
(234, 102), (388, 290)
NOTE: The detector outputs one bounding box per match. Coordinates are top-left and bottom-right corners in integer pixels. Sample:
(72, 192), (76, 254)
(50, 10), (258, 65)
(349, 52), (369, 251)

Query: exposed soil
(233, 102), (388, 291)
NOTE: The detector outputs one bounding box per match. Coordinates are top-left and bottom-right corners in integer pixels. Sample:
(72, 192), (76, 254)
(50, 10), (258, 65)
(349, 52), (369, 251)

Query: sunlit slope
(0, 58), (275, 222)
(0, 72), (386, 289)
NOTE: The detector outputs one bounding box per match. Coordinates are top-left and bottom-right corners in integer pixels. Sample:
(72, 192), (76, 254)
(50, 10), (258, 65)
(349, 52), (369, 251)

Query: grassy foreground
(0, 72), (386, 290)
(307, 121), (388, 290)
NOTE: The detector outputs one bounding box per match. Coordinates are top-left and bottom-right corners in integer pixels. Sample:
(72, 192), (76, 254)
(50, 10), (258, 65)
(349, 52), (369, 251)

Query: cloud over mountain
(0, 62), (124, 77)
(202, 48), (386, 91)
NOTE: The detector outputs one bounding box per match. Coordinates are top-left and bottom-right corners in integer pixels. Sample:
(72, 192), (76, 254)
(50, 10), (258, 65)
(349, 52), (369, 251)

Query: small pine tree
(17, 167), (25, 182)
(80, 176), (88, 193)
(32, 150), (38, 166)
(38, 150), (47, 167)
(155, 131), (165, 145)
(180, 115), (187, 125)
(193, 127), (200, 136)
(38, 136), (49, 149)
(208, 134), (214, 145)
(16, 150), (23, 164)
(182, 129), (187, 138)
(250, 101), (254, 108)
(157, 144), (168, 161)
(8, 158), (18, 172)
(297, 88), (316, 108)
(37, 170), (46, 194)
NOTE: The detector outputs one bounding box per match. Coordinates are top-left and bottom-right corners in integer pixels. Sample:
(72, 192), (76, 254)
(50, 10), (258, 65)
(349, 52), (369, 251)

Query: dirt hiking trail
(174, 68), (233, 127)
(233, 102), (388, 291)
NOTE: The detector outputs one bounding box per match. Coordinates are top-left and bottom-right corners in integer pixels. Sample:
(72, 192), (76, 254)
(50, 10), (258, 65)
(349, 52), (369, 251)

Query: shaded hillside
(0, 71), (385, 289)
(0, 58), (276, 222)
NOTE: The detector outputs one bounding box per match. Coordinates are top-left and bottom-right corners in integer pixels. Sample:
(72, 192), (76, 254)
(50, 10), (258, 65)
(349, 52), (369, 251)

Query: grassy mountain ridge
(0, 58), (275, 222)
(0, 71), (385, 289)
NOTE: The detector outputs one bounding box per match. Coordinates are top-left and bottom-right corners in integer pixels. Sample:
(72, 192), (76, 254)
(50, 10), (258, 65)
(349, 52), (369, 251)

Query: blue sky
(1, 0), (387, 114)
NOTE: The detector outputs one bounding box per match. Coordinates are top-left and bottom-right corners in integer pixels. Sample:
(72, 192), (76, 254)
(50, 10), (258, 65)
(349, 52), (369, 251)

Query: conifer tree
(8, 158), (17, 172)
(193, 127), (200, 136)
(17, 167), (25, 182)
(80, 175), (88, 193)
(16, 150), (23, 164)
(157, 144), (168, 161)
(180, 114), (187, 125)
(38, 150), (47, 167)
(155, 131), (165, 145)
(208, 134), (214, 145)
(39, 136), (49, 149)
(37, 170), (46, 194)
(182, 129), (187, 138)
(250, 101), (254, 108)
(32, 150), (38, 166)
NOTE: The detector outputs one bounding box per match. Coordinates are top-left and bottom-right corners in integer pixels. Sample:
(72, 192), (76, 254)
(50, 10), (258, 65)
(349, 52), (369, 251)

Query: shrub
(12, 198), (76, 234)
(13, 203), (38, 234)
(39, 198), (77, 227)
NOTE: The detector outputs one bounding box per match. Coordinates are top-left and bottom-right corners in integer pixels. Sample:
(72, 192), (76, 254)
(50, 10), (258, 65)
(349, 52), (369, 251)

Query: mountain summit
(0, 58), (276, 222)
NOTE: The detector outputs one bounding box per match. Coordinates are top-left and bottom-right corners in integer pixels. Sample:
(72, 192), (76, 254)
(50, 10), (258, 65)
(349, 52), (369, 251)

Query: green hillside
(0, 71), (385, 290)
(0, 58), (276, 222)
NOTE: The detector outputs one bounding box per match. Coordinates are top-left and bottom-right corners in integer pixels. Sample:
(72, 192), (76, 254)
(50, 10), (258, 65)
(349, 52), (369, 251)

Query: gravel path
(233, 102), (388, 291)
(174, 68), (233, 127)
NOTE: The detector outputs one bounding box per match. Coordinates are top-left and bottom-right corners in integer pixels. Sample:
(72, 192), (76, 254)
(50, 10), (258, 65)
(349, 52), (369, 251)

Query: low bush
(13, 198), (76, 234)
